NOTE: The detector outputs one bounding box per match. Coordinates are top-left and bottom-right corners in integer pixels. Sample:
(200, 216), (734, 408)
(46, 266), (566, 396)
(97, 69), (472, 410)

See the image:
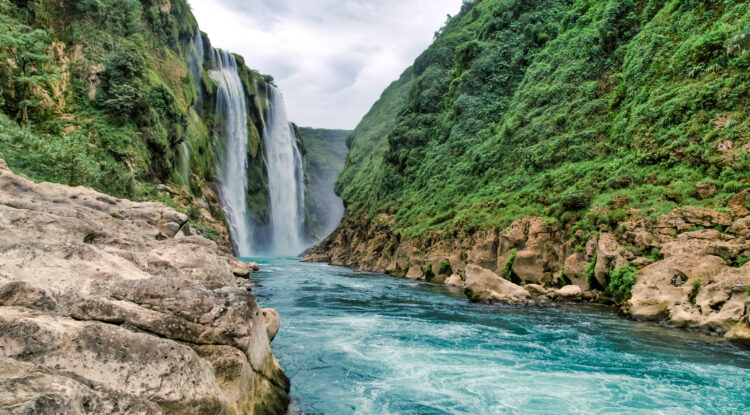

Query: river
(247, 257), (750, 414)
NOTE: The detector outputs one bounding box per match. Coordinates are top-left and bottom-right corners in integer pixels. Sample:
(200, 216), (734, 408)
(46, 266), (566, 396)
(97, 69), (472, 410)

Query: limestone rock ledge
(306, 201), (750, 345)
(0, 159), (289, 414)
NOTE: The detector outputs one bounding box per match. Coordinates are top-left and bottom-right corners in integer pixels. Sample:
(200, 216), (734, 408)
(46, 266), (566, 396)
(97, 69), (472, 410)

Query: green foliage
(722, 255), (750, 267)
(745, 285), (750, 296)
(0, 8), (57, 122)
(504, 249), (517, 281)
(0, 114), (101, 188)
(644, 246), (664, 262)
(423, 262), (435, 280)
(0, 0), (276, 229)
(337, 0), (750, 243)
(691, 279), (703, 289)
(555, 269), (569, 288)
(439, 259), (453, 276)
(96, 35), (149, 118)
(586, 253), (598, 289)
(608, 265), (638, 304)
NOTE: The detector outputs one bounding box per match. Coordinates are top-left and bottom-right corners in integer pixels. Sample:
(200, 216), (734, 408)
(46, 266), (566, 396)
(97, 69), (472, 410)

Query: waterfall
(178, 142), (190, 187)
(208, 49), (254, 256)
(188, 29), (205, 107)
(263, 87), (307, 255)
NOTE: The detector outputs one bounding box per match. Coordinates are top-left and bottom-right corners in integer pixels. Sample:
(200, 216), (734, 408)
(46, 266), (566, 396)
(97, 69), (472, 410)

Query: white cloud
(187, 0), (463, 129)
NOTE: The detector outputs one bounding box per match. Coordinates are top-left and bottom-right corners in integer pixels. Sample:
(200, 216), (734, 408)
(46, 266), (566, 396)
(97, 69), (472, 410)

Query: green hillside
(337, 0), (750, 240)
(0, 0), (275, 239)
(298, 126), (351, 240)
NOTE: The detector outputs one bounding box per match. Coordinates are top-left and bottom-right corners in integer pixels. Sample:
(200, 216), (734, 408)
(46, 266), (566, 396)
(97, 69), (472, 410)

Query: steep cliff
(297, 126), (351, 241)
(0, 0), (275, 248)
(306, 0), (750, 342)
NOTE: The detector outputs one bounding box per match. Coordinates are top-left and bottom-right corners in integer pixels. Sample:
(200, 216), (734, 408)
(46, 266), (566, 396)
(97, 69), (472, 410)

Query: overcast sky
(188, 0), (463, 129)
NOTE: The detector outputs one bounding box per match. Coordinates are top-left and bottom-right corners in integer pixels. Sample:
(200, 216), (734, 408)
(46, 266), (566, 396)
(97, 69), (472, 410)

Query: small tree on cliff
(0, 4), (57, 123)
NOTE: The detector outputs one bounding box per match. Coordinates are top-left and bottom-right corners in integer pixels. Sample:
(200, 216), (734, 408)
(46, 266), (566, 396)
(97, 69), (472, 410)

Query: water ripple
(250, 258), (750, 414)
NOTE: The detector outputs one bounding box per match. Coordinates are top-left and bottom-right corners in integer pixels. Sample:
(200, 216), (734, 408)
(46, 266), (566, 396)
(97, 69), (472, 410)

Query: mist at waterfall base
(207, 44), (308, 256)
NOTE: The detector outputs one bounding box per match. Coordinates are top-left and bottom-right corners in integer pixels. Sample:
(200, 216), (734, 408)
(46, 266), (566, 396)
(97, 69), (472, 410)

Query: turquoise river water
(247, 257), (750, 414)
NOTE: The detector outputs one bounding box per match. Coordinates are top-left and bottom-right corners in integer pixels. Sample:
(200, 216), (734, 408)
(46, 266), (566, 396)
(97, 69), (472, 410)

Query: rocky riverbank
(0, 159), (289, 414)
(304, 198), (750, 346)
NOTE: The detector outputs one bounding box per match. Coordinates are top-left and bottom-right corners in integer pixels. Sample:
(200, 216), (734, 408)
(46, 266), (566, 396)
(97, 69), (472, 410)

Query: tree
(96, 35), (149, 118)
(0, 5), (57, 123)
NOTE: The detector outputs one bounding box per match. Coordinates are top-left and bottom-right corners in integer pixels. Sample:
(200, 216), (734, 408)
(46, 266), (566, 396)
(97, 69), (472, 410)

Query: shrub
(504, 249), (517, 281)
(644, 246), (664, 262)
(608, 265), (638, 304)
(586, 252), (598, 289)
(737, 256), (750, 267)
(187, 206), (201, 221)
(555, 269), (569, 288)
(423, 262), (435, 280)
(439, 259), (453, 275)
(97, 35), (150, 118)
(691, 279), (703, 289)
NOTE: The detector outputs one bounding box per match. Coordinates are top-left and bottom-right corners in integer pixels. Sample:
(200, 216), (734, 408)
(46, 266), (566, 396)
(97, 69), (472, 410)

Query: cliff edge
(0, 158), (289, 414)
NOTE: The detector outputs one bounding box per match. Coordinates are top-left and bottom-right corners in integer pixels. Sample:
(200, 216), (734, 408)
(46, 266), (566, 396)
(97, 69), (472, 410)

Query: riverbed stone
(464, 264), (531, 304)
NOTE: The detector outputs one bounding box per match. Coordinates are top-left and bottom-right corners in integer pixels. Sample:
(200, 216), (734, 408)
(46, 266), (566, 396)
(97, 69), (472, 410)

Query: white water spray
(209, 49), (253, 256)
(178, 142), (190, 187)
(263, 87), (307, 255)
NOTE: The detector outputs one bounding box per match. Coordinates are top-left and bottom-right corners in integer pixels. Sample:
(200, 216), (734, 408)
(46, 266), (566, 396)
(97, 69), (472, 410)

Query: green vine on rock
(504, 249), (517, 281)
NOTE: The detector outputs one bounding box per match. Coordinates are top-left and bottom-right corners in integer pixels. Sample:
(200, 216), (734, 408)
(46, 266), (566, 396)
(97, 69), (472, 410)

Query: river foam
(249, 258), (750, 414)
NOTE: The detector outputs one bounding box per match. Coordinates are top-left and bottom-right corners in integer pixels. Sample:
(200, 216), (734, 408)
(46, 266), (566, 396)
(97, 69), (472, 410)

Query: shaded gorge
(249, 258), (750, 414)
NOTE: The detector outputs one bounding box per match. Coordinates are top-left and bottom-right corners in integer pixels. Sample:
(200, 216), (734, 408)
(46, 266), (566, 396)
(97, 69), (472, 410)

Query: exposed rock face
(305, 204), (750, 345)
(0, 159), (289, 414)
(629, 230), (750, 336)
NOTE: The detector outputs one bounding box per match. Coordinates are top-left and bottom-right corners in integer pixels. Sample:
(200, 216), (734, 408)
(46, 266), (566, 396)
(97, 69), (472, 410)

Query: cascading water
(262, 88), (307, 255)
(209, 49), (254, 256)
(188, 29), (205, 107)
(177, 142), (190, 187)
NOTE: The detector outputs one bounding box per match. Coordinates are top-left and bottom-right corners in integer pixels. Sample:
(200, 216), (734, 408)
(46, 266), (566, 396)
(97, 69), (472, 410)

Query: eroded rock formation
(0, 159), (289, 414)
(305, 203), (750, 345)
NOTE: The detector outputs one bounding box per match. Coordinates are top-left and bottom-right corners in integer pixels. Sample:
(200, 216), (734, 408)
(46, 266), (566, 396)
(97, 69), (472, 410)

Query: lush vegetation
(338, 0), (750, 243)
(608, 265), (637, 304)
(504, 249), (517, 281)
(0, 0), (276, 239)
(439, 259), (454, 275)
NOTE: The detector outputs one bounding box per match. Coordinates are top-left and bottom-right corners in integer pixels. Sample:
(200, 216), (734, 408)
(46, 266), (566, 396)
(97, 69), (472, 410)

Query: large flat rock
(0, 158), (289, 414)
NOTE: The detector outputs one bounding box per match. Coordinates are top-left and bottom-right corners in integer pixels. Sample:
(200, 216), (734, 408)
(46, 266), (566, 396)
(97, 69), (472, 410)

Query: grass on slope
(337, 0), (750, 240)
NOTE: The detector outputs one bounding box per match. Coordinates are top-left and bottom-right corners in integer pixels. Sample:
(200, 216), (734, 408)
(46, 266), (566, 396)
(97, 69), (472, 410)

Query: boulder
(444, 274), (464, 286)
(512, 250), (545, 284)
(680, 207), (732, 228)
(552, 285), (583, 301)
(464, 264), (531, 304)
(0, 159), (289, 413)
(594, 233), (626, 288)
(231, 258), (260, 278)
(263, 308), (281, 342)
(695, 182), (718, 200)
(524, 284), (548, 296)
(628, 233), (750, 338)
(563, 252), (589, 288)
